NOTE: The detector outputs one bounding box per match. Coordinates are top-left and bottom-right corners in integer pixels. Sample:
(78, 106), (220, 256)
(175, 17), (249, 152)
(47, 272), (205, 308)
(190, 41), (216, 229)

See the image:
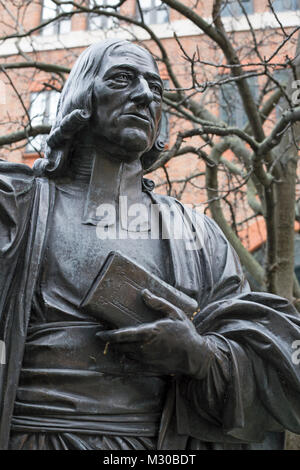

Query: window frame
(273, 68), (290, 121)
(270, 0), (300, 11)
(219, 74), (258, 127)
(136, 0), (169, 25)
(221, 0), (254, 17)
(40, 0), (73, 36)
(26, 89), (60, 153)
(87, 0), (119, 31)
(158, 79), (170, 145)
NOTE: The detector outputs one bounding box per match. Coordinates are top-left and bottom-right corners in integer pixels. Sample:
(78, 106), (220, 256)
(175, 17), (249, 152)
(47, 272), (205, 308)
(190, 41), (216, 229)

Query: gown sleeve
(175, 214), (300, 444)
(0, 161), (35, 259)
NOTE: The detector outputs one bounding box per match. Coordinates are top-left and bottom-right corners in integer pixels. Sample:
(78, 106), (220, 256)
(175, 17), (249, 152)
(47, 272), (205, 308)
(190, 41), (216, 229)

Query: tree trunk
(274, 32), (300, 449)
(271, 32), (300, 301)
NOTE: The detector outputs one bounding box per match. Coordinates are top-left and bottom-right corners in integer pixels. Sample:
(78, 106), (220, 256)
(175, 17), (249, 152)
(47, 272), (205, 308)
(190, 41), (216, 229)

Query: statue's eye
(114, 72), (131, 83)
(150, 83), (162, 95)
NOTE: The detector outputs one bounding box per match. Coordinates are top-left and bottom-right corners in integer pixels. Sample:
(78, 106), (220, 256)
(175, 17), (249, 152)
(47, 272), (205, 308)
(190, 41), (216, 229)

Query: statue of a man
(1, 39), (300, 450)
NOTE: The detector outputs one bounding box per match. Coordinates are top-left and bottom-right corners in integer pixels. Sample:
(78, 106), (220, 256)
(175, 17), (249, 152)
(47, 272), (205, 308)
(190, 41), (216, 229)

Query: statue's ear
(141, 137), (165, 171)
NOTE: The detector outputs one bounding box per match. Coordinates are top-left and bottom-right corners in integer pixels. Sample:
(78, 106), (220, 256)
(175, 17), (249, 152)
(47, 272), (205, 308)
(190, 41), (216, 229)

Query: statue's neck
(70, 145), (146, 227)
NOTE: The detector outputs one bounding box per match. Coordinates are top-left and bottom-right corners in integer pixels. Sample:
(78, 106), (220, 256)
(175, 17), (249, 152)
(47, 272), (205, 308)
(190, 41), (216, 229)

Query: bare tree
(0, 8), (300, 319)
(0, 0), (300, 449)
(1, 0), (300, 289)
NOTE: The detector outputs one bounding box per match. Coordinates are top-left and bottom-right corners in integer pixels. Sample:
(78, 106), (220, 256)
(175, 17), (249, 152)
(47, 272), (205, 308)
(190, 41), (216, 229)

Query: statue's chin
(90, 127), (154, 163)
(104, 131), (153, 163)
(118, 128), (153, 155)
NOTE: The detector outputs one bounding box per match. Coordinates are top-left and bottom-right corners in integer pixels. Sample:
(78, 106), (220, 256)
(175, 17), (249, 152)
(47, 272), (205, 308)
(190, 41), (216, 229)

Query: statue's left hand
(96, 290), (214, 378)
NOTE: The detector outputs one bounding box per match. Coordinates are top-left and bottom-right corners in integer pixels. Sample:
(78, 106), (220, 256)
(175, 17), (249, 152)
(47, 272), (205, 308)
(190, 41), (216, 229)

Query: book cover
(80, 251), (198, 328)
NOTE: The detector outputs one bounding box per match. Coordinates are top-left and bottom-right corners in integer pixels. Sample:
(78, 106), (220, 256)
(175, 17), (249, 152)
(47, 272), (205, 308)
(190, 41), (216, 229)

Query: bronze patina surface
(0, 40), (300, 450)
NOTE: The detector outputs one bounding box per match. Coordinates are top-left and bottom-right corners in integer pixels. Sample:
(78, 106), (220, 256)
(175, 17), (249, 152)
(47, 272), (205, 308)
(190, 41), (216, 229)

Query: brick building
(0, 0), (299, 259)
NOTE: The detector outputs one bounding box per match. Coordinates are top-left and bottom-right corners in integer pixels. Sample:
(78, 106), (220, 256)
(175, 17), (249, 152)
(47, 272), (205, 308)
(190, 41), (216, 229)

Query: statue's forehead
(101, 44), (159, 74)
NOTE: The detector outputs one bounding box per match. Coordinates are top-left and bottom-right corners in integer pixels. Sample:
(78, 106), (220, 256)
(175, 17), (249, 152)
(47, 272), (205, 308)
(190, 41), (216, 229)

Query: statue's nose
(131, 77), (153, 106)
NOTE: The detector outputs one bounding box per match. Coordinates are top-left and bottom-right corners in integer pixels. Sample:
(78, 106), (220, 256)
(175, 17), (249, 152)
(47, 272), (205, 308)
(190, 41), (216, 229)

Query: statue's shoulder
(0, 160), (34, 176)
(151, 192), (227, 246)
(151, 192), (208, 223)
(0, 161), (37, 257)
(0, 160), (35, 195)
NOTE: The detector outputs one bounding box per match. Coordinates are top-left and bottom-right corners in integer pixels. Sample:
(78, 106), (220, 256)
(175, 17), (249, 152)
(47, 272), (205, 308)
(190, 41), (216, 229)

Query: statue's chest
(38, 187), (171, 311)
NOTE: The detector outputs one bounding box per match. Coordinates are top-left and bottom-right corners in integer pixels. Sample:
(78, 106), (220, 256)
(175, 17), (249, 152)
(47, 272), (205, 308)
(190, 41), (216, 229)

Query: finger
(96, 330), (117, 342)
(96, 324), (154, 344)
(115, 343), (142, 356)
(142, 289), (185, 321)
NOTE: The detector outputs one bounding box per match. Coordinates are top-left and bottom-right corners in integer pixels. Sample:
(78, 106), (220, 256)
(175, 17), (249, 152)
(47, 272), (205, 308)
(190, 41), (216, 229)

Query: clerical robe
(0, 161), (300, 450)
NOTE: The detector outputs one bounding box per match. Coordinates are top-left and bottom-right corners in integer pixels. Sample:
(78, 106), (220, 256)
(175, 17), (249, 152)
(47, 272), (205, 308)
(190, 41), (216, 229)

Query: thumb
(142, 289), (184, 321)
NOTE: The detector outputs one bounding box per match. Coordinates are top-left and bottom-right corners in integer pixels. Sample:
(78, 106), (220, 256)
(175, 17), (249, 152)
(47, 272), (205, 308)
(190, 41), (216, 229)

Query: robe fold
(0, 161), (300, 450)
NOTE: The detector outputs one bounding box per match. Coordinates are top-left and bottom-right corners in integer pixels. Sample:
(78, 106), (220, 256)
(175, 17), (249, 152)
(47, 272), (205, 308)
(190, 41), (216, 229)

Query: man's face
(91, 44), (163, 160)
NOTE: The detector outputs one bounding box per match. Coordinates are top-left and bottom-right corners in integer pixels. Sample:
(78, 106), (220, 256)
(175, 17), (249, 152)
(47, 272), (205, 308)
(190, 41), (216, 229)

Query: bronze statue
(1, 39), (300, 450)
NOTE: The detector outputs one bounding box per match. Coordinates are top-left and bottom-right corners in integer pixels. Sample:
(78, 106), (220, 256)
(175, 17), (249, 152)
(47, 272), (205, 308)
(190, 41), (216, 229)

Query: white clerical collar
(82, 151), (150, 232)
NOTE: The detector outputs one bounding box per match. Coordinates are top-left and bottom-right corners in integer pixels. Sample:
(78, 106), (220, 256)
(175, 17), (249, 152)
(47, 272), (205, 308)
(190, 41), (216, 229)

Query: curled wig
(33, 39), (165, 177)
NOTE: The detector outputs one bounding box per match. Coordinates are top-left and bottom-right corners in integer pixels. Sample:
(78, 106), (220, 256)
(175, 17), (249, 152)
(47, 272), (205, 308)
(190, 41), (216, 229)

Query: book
(80, 251), (199, 328)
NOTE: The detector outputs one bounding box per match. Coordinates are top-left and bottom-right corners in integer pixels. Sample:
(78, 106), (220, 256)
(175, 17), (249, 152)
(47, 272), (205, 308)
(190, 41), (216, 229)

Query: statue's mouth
(123, 112), (150, 123)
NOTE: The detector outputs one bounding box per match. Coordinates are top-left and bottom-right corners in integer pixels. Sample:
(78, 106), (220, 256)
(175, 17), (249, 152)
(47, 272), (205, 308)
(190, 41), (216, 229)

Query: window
(219, 76), (258, 127)
(273, 69), (290, 120)
(27, 90), (60, 153)
(160, 80), (169, 144)
(221, 0), (253, 16)
(160, 111), (169, 143)
(87, 0), (119, 31)
(270, 0), (299, 11)
(41, 0), (73, 36)
(136, 0), (169, 24)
